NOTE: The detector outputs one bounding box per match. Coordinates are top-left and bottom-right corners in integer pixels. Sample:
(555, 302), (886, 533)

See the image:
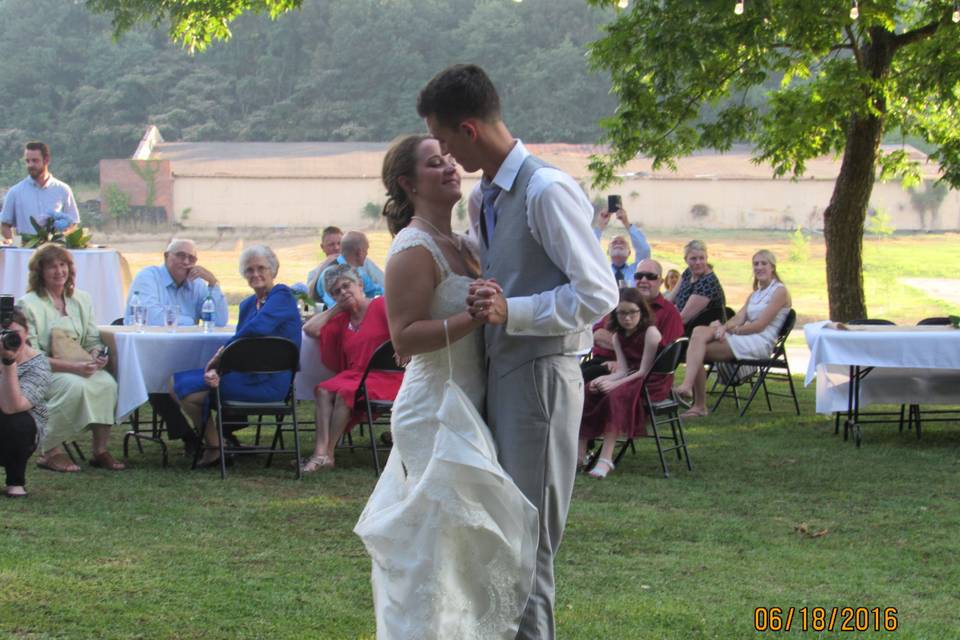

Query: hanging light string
(734, 0), (744, 15)
(954, 1), (960, 24)
(850, 0), (859, 20)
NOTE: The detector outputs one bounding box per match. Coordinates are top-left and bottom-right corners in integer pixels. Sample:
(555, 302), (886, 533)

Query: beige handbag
(50, 328), (94, 362)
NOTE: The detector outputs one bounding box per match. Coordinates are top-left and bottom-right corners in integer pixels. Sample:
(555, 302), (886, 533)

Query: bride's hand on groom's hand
(466, 279), (507, 324)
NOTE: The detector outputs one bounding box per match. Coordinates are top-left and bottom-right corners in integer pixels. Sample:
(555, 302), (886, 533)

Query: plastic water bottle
(129, 291), (144, 332)
(201, 294), (215, 333)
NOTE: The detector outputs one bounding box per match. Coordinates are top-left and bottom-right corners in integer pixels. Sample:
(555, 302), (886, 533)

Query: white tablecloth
(100, 325), (235, 420)
(804, 321), (960, 413)
(1, 247), (128, 324)
(295, 331), (333, 400)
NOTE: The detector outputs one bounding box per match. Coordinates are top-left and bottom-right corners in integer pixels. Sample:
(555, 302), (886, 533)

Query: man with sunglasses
(634, 258), (684, 347)
(123, 239), (229, 452)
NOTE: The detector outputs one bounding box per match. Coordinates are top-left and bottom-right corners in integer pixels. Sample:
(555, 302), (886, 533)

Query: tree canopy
(587, 0), (960, 320)
(0, 0), (615, 183)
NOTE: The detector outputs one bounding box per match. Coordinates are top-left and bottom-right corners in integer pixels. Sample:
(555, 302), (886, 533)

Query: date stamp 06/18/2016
(754, 607), (899, 633)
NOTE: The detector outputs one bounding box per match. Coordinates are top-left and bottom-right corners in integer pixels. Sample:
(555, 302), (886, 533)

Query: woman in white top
(674, 249), (791, 418)
(354, 135), (538, 639)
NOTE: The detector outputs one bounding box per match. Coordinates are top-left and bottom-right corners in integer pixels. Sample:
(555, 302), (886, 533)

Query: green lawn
(3, 380), (959, 639)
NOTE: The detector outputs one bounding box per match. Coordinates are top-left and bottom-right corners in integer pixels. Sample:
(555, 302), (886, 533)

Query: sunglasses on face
(635, 272), (660, 281)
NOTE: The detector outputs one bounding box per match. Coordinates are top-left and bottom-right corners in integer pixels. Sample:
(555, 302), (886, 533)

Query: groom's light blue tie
(479, 178), (501, 247)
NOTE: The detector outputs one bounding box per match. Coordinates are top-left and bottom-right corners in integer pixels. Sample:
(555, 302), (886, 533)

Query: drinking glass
(164, 304), (179, 332)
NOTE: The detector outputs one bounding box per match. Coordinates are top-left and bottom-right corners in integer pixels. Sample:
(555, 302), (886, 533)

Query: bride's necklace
(412, 216), (462, 251)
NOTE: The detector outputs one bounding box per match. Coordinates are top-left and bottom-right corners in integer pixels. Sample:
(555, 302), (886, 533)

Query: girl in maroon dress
(579, 288), (664, 478)
(300, 264), (402, 472)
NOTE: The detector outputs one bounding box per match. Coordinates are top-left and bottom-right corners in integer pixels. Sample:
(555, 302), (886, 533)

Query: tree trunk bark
(822, 114), (882, 321)
(822, 28), (895, 322)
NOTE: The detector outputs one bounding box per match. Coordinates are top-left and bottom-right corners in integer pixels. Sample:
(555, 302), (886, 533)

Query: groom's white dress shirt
(467, 140), (618, 350)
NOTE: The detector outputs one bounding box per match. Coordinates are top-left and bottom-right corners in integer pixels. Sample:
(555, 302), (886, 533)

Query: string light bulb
(953, 1), (960, 23)
(734, 0), (744, 15)
(617, 0), (629, 8)
(849, 0), (859, 20)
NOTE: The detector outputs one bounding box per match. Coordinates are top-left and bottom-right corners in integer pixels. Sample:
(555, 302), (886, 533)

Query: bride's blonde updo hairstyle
(382, 134), (429, 236)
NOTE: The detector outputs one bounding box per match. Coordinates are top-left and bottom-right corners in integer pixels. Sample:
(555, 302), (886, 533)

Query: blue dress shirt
(1, 175), (79, 233)
(593, 224), (652, 283)
(124, 265), (228, 327)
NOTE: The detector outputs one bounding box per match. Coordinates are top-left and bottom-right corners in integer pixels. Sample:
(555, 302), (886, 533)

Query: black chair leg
(649, 418), (669, 478)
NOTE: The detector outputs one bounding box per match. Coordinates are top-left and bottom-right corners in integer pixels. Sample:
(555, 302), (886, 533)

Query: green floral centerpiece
(20, 212), (92, 249)
(949, 315), (960, 329)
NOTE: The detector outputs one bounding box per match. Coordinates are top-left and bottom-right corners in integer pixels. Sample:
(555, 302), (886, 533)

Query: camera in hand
(607, 194), (622, 212)
(1, 294), (22, 351)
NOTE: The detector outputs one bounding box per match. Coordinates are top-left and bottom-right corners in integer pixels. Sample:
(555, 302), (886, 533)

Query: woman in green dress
(18, 244), (124, 472)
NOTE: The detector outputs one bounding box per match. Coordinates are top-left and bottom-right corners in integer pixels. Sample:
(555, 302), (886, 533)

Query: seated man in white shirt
(593, 205), (651, 286)
(124, 239), (228, 451)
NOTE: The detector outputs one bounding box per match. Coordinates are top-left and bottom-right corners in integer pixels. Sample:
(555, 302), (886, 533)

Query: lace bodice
(386, 227), (486, 478)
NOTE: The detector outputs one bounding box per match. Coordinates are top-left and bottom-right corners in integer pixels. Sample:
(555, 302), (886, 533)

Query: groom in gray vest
(418, 65), (618, 639)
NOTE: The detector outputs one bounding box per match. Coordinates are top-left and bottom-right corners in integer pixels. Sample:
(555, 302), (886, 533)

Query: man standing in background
(1, 142), (79, 245)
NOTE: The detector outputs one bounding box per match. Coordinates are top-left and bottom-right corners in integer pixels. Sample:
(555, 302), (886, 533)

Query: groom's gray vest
(483, 155), (590, 369)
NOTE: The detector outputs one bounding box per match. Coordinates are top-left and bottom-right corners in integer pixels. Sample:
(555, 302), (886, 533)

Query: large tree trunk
(822, 28), (895, 322)
(822, 114), (882, 321)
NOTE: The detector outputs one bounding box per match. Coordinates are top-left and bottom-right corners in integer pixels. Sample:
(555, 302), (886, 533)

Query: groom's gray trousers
(487, 353), (583, 640)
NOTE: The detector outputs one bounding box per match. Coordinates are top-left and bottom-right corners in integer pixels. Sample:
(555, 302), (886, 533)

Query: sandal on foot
(301, 455), (334, 473)
(673, 387), (693, 407)
(680, 408), (709, 419)
(89, 451), (126, 471)
(36, 453), (80, 473)
(588, 457), (615, 479)
(4, 487), (28, 498)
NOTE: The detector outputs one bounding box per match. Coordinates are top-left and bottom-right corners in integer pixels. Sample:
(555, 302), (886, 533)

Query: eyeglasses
(616, 309), (641, 318)
(172, 251), (197, 264)
(329, 281), (356, 296)
(243, 265), (271, 276)
(635, 272), (660, 281)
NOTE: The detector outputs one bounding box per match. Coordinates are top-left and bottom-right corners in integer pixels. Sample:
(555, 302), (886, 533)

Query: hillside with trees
(0, 0), (616, 184)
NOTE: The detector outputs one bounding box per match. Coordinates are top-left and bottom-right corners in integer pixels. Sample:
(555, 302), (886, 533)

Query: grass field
(3, 230), (958, 638)
(2, 382), (958, 639)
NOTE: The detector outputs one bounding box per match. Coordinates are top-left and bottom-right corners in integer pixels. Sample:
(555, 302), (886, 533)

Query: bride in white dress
(354, 135), (538, 639)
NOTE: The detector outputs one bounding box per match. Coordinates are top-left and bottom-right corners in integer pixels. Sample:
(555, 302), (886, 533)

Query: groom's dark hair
(417, 64), (501, 129)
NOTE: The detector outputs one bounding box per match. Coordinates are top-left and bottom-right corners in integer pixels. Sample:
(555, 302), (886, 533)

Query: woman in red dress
(301, 264), (402, 472)
(579, 288), (665, 479)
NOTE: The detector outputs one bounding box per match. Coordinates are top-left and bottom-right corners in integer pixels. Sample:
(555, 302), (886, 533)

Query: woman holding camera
(1, 305), (51, 497)
(18, 244), (123, 472)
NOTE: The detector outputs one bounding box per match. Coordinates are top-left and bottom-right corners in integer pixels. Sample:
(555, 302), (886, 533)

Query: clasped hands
(75, 349), (108, 377)
(466, 279), (507, 325)
(710, 320), (733, 341)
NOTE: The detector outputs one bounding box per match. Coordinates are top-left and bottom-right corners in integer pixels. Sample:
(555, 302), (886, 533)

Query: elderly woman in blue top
(124, 239), (228, 327)
(171, 244), (302, 468)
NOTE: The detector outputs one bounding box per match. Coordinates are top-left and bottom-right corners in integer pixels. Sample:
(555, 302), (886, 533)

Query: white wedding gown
(354, 228), (539, 640)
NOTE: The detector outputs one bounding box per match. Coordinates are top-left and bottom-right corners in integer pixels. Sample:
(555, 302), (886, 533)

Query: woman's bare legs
(676, 325), (735, 415)
(306, 388), (352, 471)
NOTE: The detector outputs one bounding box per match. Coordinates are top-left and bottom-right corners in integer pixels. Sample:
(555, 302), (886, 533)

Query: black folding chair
(903, 317), (959, 436)
(589, 338), (692, 478)
(711, 309), (801, 417)
(201, 337), (302, 479)
(342, 341), (403, 476)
